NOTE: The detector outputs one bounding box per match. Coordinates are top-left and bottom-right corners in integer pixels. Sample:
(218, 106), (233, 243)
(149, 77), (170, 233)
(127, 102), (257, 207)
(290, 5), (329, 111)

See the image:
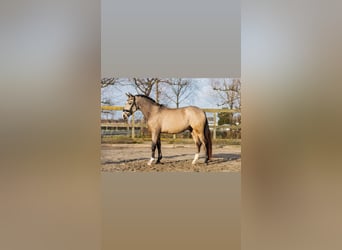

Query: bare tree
(211, 78), (241, 109)
(212, 78), (241, 126)
(101, 77), (120, 88)
(163, 78), (195, 108)
(131, 78), (161, 98)
(101, 77), (126, 108)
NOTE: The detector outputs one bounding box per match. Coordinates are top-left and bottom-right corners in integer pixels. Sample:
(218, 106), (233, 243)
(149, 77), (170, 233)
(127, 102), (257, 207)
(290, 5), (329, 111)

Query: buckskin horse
(122, 93), (212, 165)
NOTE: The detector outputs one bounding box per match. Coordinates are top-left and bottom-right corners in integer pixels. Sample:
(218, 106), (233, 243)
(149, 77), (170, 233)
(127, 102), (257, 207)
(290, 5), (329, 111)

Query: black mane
(136, 95), (164, 107)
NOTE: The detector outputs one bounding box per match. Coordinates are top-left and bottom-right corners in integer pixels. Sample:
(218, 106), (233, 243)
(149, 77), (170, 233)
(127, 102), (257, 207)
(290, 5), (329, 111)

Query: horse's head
(122, 93), (138, 120)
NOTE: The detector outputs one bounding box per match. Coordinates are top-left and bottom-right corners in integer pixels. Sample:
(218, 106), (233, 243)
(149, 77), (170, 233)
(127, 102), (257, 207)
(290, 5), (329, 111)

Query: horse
(122, 93), (212, 165)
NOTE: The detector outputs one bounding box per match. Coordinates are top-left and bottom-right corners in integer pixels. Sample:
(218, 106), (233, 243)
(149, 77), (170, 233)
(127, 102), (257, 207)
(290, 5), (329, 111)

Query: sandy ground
(101, 143), (241, 172)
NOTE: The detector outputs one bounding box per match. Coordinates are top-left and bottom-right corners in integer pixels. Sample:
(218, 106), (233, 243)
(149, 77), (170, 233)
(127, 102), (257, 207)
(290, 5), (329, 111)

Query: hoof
(192, 153), (199, 165)
(147, 158), (155, 166)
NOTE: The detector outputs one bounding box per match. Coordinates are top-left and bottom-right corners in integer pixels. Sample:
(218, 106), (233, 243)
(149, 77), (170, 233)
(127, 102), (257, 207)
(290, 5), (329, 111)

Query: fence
(101, 106), (241, 140)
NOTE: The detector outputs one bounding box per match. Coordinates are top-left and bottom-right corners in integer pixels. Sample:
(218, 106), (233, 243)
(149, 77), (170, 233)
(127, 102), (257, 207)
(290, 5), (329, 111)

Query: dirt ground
(101, 143), (241, 172)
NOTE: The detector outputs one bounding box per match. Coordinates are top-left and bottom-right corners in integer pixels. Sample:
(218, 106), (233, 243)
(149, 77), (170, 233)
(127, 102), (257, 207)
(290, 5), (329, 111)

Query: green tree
(218, 110), (234, 125)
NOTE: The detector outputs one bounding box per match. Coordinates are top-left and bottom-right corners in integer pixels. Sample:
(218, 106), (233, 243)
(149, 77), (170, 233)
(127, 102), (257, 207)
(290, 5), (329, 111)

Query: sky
(100, 78), (235, 120)
(101, 78), (219, 108)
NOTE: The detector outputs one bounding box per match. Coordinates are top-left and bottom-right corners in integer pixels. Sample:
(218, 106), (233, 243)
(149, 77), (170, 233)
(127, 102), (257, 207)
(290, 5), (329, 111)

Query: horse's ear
(126, 93), (130, 97)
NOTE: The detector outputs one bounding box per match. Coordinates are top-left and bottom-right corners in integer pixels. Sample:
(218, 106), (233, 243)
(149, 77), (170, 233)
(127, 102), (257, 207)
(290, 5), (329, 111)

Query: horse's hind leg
(198, 133), (209, 163)
(191, 131), (201, 164)
(156, 137), (162, 164)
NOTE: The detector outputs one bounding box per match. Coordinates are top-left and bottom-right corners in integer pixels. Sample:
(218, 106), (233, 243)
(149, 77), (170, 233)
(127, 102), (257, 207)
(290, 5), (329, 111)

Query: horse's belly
(161, 121), (189, 134)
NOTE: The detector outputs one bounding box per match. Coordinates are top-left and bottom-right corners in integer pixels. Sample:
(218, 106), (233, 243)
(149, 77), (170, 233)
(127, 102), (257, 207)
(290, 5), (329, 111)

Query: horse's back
(164, 106), (205, 121)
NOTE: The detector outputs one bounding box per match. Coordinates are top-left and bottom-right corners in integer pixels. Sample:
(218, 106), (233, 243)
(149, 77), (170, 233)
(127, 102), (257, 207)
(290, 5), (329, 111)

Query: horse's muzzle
(122, 111), (130, 120)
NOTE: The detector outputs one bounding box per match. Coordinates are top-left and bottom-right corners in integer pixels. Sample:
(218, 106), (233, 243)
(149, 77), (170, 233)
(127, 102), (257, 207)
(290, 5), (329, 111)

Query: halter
(123, 95), (137, 116)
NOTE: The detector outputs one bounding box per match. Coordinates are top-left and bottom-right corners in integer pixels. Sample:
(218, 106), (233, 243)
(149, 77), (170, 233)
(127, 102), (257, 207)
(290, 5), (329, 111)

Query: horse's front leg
(156, 136), (162, 164)
(148, 131), (160, 166)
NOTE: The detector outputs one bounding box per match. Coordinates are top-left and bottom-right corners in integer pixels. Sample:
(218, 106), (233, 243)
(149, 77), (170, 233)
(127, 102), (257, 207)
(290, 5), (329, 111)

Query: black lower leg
(196, 141), (202, 154)
(156, 138), (162, 163)
(151, 142), (156, 159)
(204, 140), (209, 163)
(205, 141), (209, 163)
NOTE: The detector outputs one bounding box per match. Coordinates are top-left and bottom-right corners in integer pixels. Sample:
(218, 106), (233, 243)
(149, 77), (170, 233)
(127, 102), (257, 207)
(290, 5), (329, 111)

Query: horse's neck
(137, 98), (159, 120)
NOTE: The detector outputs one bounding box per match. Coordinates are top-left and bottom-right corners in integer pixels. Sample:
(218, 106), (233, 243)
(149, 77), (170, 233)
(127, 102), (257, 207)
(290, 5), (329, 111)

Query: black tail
(204, 118), (212, 159)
